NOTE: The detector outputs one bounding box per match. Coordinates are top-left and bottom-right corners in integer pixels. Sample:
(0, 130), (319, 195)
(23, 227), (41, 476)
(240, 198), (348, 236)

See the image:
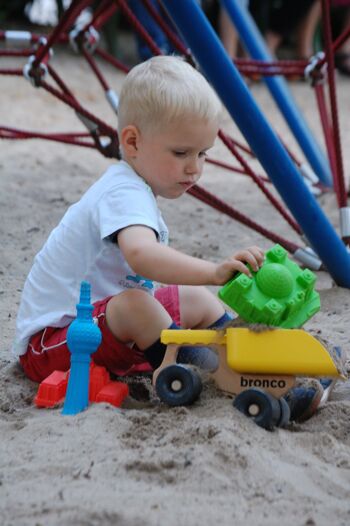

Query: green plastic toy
(218, 244), (320, 328)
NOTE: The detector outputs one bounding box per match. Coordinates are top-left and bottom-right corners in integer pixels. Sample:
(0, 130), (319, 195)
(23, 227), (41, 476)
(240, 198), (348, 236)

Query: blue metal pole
(161, 0), (350, 287)
(221, 0), (332, 187)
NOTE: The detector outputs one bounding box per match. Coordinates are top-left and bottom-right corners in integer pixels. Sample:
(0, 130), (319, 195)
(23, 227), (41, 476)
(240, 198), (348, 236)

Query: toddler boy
(13, 56), (264, 382)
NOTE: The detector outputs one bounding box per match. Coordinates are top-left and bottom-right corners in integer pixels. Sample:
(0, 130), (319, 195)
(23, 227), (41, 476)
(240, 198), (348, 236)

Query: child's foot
(284, 381), (324, 423)
(177, 346), (219, 371)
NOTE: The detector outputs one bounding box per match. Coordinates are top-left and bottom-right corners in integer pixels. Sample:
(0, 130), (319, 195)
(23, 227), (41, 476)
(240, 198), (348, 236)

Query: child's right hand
(214, 246), (265, 285)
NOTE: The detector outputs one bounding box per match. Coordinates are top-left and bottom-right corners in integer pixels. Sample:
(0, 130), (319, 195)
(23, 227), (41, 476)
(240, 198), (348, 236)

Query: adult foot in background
(334, 7), (350, 77)
(335, 53), (350, 75)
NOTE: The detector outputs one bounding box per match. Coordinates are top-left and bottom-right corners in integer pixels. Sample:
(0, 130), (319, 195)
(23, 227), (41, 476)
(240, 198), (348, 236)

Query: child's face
(125, 116), (218, 199)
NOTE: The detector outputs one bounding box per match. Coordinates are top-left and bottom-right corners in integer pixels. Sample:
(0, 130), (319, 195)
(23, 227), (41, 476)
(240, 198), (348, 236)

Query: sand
(1, 47), (350, 526)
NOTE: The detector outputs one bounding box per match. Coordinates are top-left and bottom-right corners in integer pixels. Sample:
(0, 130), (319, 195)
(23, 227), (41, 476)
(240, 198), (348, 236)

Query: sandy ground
(1, 44), (350, 526)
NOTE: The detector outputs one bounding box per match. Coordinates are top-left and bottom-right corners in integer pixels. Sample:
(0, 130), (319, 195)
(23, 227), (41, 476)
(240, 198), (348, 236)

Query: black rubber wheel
(233, 388), (281, 431)
(155, 364), (202, 406)
(276, 397), (291, 428)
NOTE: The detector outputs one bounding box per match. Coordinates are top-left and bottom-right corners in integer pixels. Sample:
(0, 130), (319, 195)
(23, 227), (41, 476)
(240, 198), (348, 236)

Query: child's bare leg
(177, 285), (228, 370)
(178, 285), (226, 329)
(105, 287), (229, 371)
(105, 289), (173, 350)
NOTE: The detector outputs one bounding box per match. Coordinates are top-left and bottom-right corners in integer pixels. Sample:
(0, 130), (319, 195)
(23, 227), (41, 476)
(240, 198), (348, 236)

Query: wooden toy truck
(153, 327), (344, 430)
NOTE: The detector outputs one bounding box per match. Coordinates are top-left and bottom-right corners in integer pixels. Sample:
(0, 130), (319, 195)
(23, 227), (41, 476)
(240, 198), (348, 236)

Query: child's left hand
(214, 246), (265, 285)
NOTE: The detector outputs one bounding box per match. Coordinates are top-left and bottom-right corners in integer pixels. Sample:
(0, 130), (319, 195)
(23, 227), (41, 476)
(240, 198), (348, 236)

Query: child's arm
(117, 225), (264, 286)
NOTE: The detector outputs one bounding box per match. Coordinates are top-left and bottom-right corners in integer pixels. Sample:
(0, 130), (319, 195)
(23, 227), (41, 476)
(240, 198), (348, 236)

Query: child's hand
(214, 246), (265, 285)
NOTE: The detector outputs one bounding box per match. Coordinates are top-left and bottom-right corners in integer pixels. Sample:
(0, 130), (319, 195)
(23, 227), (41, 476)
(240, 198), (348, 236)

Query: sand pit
(1, 48), (350, 526)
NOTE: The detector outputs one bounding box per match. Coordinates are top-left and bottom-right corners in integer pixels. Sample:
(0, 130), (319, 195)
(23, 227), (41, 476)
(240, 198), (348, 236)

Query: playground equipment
(161, 0), (350, 287)
(1, 0), (349, 286)
(220, 0), (332, 186)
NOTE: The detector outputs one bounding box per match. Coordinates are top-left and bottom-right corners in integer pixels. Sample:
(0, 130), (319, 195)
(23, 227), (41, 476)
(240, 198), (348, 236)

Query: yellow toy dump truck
(153, 327), (344, 430)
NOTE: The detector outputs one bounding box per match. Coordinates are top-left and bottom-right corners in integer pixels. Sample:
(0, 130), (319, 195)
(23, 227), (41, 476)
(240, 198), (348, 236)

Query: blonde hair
(117, 56), (222, 135)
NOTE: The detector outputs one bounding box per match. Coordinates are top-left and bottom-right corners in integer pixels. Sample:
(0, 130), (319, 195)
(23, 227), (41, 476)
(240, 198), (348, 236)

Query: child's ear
(120, 125), (140, 158)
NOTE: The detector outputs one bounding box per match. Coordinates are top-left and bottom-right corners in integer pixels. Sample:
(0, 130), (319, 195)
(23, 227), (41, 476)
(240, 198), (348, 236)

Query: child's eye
(199, 151), (208, 158)
(173, 151), (187, 157)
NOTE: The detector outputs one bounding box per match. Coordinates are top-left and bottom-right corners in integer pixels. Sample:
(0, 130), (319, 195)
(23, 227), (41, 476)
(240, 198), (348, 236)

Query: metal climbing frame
(161, 0), (350, 288)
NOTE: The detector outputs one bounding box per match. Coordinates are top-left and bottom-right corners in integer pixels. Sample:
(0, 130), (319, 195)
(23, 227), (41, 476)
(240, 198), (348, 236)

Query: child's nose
(185, 157), (200, 174)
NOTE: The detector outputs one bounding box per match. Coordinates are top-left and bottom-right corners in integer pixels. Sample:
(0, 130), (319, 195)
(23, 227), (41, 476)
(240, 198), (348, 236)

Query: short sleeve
(95, 182), (161, 240)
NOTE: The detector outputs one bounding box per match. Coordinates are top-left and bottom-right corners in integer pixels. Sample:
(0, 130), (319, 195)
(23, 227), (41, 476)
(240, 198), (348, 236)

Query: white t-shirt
(13, 160), (169, 357)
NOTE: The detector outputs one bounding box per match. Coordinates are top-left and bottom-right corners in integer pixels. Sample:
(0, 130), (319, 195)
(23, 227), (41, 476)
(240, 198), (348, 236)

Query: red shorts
(20, 285), (181, 383)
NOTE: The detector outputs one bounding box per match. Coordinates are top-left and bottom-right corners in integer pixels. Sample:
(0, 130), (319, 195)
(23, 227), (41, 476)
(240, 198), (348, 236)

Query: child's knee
(106, 289), (172, 347)
(180, 285), (220, 310)
(179, 285), (224, 328)
(108, 289), (157, 317)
